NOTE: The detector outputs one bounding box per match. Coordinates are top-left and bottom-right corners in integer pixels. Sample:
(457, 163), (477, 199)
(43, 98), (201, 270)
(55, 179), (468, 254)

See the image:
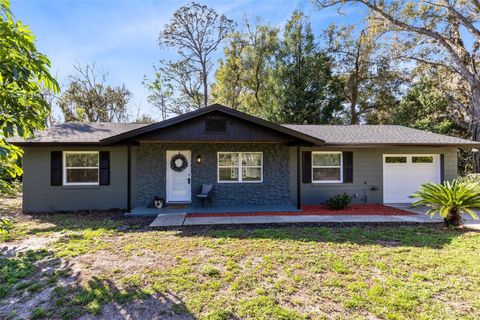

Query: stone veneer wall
(136, 143), (290, 207)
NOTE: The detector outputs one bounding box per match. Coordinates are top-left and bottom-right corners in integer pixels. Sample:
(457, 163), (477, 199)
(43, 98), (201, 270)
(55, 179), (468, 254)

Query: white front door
(383, 154), (441, 203)
(166, 150), (191, 203)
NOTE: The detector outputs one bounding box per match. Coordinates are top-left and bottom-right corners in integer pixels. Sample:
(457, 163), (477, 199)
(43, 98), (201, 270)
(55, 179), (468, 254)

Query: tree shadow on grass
(0, 248), (194, 320)
(174, 224), (470, 249)
(0, 249), (74, 319)
(22, 210), (153, 236)
(55, 277), (194, 320)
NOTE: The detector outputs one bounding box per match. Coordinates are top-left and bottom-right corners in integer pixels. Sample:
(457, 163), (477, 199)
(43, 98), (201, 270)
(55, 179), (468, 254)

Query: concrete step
(150, 213), (186, 227)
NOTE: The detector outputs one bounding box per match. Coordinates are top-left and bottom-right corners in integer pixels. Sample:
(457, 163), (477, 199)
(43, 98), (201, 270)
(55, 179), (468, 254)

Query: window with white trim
(312, 151), (343, 183)
(218, 152), (263, 182)
(63, 151), (99, 185)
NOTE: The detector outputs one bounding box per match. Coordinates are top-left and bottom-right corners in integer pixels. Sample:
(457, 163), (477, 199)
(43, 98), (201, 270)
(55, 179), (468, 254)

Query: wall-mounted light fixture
(196, 154), (202, 164)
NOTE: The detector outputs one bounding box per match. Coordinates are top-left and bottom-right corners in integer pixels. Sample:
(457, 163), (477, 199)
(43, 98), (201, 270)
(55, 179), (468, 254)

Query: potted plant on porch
(154, 196), (165, 209)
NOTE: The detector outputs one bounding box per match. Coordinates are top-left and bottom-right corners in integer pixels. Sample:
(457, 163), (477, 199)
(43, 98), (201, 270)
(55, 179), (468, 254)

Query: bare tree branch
(158, 2), (235, 108)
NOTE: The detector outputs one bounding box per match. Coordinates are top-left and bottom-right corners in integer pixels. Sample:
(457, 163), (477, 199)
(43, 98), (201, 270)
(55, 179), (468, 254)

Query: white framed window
(312, 151), (343, 183)
(218, 152), (263, 183)
(63, 151), (99, 185)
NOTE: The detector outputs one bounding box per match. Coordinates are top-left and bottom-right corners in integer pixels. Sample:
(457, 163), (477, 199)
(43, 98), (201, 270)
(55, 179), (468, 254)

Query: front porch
(125, 203), (301, 217)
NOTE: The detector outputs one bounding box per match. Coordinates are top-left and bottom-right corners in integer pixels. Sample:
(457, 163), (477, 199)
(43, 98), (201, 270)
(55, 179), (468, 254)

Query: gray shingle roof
(8, 122), (147, 144)
(282, 124), (479, 146)
(8, 121), (479, 147)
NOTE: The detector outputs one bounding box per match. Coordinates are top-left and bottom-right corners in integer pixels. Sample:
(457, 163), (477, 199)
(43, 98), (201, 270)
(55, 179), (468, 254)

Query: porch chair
(197, 184), (214, 207)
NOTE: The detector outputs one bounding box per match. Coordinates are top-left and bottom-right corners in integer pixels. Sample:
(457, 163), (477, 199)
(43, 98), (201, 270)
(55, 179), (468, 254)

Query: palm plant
(412, 180), (480, 227)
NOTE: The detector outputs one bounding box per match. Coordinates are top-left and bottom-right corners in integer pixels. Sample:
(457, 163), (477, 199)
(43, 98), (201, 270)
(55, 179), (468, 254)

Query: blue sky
(11, 0), (363, 121)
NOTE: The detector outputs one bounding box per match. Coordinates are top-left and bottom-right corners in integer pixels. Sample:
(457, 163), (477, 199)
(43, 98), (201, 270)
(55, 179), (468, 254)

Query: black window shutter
(99, 151), (110, 185)
(51, 151), (62, 186)
(302, 151), (312, 183)
(440, 154), (445, 183)
(343, 151), (353, 183)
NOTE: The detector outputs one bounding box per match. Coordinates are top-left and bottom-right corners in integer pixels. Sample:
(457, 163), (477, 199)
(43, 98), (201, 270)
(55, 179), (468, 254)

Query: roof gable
(101, 104), (325, 145)
(136, 111), (295, 143)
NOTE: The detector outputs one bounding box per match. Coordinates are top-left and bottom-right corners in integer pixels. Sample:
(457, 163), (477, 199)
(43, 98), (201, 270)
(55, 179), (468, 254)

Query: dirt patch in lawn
(187, 204), (414, 217)
(79, 293), (194, 320)
(0, 233), (62, 257)
(0, 250), (76, 320)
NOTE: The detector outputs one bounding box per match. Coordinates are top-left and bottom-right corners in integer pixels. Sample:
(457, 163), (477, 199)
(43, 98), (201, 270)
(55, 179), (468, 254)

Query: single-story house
(9, 104), (480, 213)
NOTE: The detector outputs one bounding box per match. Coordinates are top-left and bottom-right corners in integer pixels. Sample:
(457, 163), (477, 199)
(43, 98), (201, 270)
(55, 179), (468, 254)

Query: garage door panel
(383, 154), (440, 203)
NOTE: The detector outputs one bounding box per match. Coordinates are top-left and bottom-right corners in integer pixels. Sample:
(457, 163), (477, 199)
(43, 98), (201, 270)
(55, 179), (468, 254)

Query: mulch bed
(187, 204), (414, 217)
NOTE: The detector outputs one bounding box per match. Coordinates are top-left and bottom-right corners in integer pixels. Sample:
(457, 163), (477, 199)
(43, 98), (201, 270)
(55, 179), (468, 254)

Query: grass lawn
(1, 196), (480, 319)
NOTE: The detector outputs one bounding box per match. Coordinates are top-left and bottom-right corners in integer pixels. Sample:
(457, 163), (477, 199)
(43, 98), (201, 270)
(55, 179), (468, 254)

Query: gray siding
(22, 146), (128, 212)
(21, 143), (459, 212)
(130, 146), (138, 208)
(136, 143), (290, 207)
(289, 146), (458, 205)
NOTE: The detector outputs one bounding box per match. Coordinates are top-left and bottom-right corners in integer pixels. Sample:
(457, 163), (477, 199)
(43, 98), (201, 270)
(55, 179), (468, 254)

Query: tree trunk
(471, 82), (480, 172)
(201, 60), (208, 108)
(444, 208), (462, 227)
(350, 99), (358, 125)
(254, 65), (262, 111)
(349, 86), (358, 124)
(472, 123), (480, 172)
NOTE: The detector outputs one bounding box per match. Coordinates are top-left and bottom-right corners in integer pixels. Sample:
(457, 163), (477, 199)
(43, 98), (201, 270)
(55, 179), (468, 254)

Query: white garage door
(383, 154), (441, 203)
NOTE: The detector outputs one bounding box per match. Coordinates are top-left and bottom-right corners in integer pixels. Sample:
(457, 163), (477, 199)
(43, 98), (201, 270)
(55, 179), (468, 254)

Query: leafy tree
(144, 60), (202, 118)
(241, 19), (279, 117)
(393, 78), (465, 136)
(315, 0), (480, 170)
(152, 2), (235, 112)
(0, 0), (59, 195)
(413, 180), (480, 227)
(273, 11), (343, 124)
(325, 23), (403, 124)
(143, 75), (171, 121)
(58, 64), (131, 123)
(134, 114), (156, 124)
(392, 77), (472, 173)
(211, 31), (248, 111)
(212, 18), (279, 117)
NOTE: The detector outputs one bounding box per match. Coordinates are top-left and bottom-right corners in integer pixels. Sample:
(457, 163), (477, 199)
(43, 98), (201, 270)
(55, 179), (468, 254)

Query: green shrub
(0, 179), (22, 197)
(457, 173), (480, 193)
(325, 193), (351, 210)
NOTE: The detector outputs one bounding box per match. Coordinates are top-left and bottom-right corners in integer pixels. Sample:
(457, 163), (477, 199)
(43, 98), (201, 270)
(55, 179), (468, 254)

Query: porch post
(127, 144), (132, 212)
(296, 144), (301, 210)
